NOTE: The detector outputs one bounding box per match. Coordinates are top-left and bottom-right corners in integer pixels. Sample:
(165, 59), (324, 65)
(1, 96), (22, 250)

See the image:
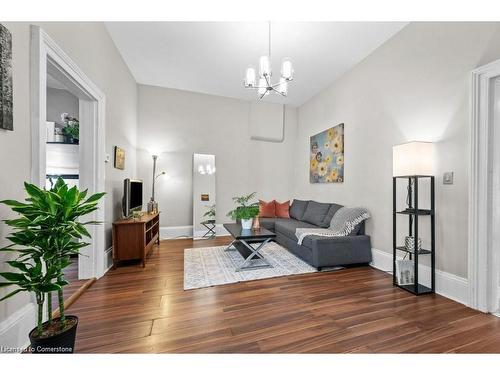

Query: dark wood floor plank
(65, 236), (500, 353)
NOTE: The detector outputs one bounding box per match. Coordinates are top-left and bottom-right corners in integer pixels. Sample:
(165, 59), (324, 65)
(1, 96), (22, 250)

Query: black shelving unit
(393, 175), (435, 295)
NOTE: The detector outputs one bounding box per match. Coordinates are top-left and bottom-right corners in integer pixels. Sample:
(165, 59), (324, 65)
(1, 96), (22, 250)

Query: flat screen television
(122, 179), (143, 218)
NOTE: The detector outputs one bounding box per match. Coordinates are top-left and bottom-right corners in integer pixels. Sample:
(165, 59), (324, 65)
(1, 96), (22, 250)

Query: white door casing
(30, 26), (107, 279)
(468, 59), (500, 313)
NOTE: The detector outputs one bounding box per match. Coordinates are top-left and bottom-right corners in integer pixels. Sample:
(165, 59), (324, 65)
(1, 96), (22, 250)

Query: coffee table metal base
(225, 238), (273, 272)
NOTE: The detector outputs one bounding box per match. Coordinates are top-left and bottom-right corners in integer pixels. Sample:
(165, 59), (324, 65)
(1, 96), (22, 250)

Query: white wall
(46, 87), (79, 124)
(0, 22), (137, 348)
(295, 22), (500, 278)
(137, 84), (297, 229)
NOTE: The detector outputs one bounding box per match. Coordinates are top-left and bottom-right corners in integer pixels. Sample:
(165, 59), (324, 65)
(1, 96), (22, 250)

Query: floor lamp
(147, 154), (165, 214)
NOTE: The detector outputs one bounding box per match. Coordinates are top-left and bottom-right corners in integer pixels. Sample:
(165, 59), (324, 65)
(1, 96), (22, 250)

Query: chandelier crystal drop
(244, 22), (294, 99)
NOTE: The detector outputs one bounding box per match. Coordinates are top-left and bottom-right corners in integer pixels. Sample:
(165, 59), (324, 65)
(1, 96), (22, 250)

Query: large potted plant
(227, 192), (259, 230)
(0, 178), (104, 353)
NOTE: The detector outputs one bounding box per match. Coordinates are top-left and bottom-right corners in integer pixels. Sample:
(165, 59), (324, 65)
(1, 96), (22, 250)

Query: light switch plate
(105, 153), (111, 163)
(443, 172), (454, 185)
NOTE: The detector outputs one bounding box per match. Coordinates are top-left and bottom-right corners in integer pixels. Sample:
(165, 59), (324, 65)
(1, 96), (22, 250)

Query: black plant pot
(63, 135), (79, 145)
(28, 315), (78, 354)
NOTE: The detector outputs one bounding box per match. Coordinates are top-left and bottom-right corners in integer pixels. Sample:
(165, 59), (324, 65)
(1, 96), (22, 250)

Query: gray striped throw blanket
(295, 207), (370, 245)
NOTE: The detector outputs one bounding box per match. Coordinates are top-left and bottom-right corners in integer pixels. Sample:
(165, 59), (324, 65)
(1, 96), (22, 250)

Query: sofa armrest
(309, 235), (372, 266)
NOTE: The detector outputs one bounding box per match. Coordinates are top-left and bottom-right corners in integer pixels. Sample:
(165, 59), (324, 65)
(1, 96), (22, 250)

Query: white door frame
(30, 26), (107, 279)
(468, 59), (500, 313)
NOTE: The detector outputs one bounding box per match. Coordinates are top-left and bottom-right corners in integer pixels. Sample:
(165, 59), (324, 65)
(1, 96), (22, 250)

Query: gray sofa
(260, 199), (372, 269)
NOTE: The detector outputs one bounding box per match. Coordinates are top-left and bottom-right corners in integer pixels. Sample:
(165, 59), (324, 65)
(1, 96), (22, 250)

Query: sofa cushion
(275, 200), (290, 218)
(319, 203), (343, 228)
(289, 199), (309, 220)
(275, 219), (318, 240)
(259, 199), (276, 218)
(302, 201), (332, 227)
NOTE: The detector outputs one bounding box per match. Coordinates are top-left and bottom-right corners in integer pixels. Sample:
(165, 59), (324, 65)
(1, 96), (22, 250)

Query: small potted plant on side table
(227, 192), (259, 230)
(0, 178), (104, 353)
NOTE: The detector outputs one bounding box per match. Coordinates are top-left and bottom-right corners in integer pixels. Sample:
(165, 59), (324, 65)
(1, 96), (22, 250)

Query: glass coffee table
(223, 223), (276, 272)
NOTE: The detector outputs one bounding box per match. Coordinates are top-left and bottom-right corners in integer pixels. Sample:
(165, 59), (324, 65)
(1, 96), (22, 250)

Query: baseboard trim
(161, 224), (230, 240)
(370, 248), (469, 306)
(160, 225), (192, 239)
(0, 302), (36, 351)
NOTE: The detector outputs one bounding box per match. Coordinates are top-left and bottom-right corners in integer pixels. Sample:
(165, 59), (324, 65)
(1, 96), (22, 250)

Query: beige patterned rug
(184, 242), (317, 290)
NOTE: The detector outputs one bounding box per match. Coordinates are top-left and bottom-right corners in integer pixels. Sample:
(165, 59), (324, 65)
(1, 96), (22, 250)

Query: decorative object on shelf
(395, 260), (414, 286)
(0, 24), (13, 131)
(0, 178), (105, 353)
(393, 141), (435, 295)
(310, 123), (344, 183)
(54, 126), (65, 142)
(114, 146), (125, 170)
(243, 22), (294, 99)
(147, 154), (166, 214)
(252, 216), (261, 231)
(61, 113), (79, 144)
(227, 192), (260, 230)
(404, 235), (422, 253)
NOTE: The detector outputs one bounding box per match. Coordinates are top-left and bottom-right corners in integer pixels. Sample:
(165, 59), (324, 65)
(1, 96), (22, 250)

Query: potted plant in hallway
(227, 192), (259, 230)
(0, 178), (104, 353)
(61, 113), (79, 144)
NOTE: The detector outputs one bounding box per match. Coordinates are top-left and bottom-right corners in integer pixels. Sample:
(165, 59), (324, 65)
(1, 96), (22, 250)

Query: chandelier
(243, 22), (294, 99)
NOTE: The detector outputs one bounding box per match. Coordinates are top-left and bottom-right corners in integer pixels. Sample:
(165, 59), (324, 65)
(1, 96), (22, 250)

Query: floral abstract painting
(310, 123), (344, 183)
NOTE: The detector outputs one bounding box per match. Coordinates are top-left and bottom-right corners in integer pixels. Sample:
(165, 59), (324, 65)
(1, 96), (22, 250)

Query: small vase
(241, 218), (253, 230)
(405, 236), (422, 253)
(252, 216), (260, 231)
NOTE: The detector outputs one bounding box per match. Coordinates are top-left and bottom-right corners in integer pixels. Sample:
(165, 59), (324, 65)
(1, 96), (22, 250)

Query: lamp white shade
(278, 77), (288, 96)
(281, 59), (294, 80)
(393, 141), (435, 176)
(259, 55), (271, 77)
(244, 67), (256, 87)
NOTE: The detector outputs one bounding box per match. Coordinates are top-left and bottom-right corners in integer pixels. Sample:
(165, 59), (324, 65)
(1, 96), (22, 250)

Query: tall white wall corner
(0, 302), (37, 351)
(370, 248), (469, 307)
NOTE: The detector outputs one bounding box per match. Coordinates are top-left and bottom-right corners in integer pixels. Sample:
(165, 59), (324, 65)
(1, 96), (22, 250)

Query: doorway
(468, 60), (500, 314)
(30, 26), (107, 280)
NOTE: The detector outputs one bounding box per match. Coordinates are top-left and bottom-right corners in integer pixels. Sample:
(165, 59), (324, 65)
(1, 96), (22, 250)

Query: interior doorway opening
(30, 26), (106, 280)
(45, 73), (89, 303)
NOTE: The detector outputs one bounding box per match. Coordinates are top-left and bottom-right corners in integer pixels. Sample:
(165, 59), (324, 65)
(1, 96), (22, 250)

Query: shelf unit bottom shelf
(395, 283), (433, 295)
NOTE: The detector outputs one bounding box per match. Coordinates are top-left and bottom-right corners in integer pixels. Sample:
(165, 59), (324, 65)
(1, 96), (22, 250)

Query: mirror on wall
(193, 154), (216, 239)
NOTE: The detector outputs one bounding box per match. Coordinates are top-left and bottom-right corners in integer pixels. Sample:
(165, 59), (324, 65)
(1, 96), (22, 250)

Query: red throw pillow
(275, 200), (290, 218)
(259, 200), (276, 218)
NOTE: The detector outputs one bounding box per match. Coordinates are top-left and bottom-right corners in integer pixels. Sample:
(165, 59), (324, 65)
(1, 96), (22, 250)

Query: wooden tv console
(112, 212), (160, 267)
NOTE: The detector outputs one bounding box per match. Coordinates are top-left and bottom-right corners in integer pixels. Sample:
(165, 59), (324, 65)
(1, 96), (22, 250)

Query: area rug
(184, 242), (317, 290)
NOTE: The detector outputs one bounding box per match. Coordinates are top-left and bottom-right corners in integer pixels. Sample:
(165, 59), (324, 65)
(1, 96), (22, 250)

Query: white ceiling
(105, 22), (407, 107)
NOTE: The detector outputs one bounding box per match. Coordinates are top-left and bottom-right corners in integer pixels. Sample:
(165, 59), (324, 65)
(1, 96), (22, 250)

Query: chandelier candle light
(244, 22), (294, 99)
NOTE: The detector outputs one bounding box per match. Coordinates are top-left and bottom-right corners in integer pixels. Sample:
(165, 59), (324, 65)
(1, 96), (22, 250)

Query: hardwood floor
(67, 237), (500, 353)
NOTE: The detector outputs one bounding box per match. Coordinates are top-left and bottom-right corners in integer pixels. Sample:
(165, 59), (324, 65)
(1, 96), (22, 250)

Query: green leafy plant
(203, 204), (216, 220)
(227, 192), (259, 220)
(62, 115), (79, 141)
(0, 178), (105, 337)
